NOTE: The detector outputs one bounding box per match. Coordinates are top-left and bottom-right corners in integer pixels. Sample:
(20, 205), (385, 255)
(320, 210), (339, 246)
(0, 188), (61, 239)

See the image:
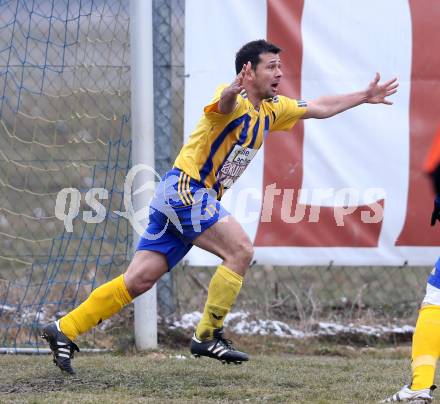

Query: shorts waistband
(168, 167), (221, 200)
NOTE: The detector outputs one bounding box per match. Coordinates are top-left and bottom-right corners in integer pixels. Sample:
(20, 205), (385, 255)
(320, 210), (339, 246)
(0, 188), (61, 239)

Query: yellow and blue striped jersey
(174, 84), (307, 196)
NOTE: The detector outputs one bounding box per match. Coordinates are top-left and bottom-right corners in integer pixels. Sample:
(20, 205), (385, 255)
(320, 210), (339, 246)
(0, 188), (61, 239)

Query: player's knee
(136, 278), (155, 295)
(124, 251), (167, 297)
(232, 238), (254, 267)
(124, 265), (158, 297)
(243, 241), (254, 266)
(126, 273), (155, 297)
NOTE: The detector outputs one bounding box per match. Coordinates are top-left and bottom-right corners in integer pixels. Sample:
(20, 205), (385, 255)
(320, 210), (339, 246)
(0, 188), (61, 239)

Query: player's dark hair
(235, 40), (281, 74)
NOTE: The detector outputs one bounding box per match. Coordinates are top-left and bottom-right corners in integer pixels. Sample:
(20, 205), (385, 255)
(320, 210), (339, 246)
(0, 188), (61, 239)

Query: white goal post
(130, 0), (157, 350)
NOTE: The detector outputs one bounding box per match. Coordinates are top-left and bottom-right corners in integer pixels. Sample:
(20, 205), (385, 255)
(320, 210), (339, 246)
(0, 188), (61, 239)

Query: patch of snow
(0, 304), (15, 312)
(170, 311), (305, 338)
(172, 354), (187, 360)
(170, 311), (202, 330)
(317, 322), (415, 337)
(169, 311), (414, 339)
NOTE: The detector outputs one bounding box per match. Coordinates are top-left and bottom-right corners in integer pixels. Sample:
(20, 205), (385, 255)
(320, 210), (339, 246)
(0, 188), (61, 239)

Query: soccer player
(41, 39), (398, 374)
(382, 126), (440, 403)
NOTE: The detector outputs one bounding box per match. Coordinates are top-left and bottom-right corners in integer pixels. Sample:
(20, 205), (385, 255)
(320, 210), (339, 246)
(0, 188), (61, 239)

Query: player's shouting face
(250, 52), (283, 99)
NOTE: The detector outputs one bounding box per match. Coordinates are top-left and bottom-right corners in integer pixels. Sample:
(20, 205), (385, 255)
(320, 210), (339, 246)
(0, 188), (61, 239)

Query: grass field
(0, 343), (417, 403)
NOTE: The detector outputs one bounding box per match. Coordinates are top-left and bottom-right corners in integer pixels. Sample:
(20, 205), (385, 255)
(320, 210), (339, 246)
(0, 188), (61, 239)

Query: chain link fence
(153, 0), (185, 319)
(172, 264), (430, 328)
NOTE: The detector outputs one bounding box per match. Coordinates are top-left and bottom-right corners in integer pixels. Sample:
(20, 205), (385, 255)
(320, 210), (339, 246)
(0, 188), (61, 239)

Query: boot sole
(192, 353), (244, 364)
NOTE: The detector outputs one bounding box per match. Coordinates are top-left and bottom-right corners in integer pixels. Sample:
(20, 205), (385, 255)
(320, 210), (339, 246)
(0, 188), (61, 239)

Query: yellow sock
(411, 305), (440, 390)
(195, 264), (243, 341)
(59, 274), (132, 341)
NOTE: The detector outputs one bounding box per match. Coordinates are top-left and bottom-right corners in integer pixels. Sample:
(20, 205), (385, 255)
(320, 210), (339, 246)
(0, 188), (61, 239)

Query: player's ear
(246, 64), (256, 81)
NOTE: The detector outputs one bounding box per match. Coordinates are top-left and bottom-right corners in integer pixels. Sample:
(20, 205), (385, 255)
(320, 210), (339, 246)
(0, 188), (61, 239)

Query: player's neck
(245, 89), (263, 110)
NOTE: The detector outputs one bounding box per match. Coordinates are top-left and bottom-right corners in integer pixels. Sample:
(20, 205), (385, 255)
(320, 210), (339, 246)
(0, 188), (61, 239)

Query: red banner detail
(254, 0), (383, 247)
(395, 0), (440, 246)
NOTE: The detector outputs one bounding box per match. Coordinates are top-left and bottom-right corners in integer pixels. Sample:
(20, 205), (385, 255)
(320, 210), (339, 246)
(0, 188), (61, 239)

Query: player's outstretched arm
(302, 72), (399, 119)
(218, 62), (251, 114)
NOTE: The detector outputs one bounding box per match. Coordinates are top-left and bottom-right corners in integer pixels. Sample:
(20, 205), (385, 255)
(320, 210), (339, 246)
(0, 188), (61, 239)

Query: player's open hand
(365, 73), (399, 105)
(227, 62), (252, 95)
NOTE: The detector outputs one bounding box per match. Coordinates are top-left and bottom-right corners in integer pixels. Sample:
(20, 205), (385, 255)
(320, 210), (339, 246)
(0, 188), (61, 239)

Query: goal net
(0, 0), (131, 350)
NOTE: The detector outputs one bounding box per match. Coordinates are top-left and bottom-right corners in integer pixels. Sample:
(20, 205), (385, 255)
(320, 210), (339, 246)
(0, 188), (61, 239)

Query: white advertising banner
(184, 0), (440, 266)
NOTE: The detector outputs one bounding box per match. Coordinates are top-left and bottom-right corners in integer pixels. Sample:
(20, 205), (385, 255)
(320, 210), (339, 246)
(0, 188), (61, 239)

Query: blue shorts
(136, 168), (230, 270)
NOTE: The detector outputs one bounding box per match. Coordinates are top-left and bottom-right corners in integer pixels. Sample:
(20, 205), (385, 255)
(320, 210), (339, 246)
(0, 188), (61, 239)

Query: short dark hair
(235, 39), (281, 74)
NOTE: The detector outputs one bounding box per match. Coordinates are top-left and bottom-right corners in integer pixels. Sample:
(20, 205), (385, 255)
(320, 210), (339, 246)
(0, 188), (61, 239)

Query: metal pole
(153, 0), (175, 319)
(130, 0), (157, 349)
